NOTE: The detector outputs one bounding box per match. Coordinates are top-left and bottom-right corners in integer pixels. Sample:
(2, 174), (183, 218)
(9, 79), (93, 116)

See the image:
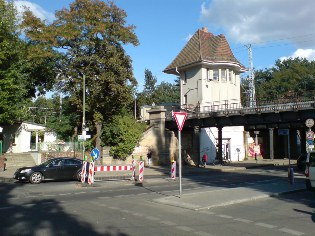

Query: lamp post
(0, 126), (3, 155)
(82, 74), (86, 160)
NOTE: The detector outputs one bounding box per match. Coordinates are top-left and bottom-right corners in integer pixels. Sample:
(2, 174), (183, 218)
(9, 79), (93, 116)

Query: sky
(12, 0), (315, 92)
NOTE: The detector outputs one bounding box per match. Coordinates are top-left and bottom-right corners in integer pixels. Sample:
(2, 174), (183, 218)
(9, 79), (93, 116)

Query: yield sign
(173, 112), (187, 131)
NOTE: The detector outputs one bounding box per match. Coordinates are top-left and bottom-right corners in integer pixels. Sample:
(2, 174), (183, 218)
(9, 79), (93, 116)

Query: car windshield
(41, 160), (53, 166)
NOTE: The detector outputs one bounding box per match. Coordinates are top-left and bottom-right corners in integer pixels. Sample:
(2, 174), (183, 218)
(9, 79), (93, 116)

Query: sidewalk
(154, 178), (305, 210)
(0, 158), (298, 183)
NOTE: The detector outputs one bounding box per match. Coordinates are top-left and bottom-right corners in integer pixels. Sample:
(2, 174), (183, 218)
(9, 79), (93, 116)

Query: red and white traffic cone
(81, 161), (87, 183)
(171, 161), (176, 180)
(139, 161), (144, 183)
(88, 161), (95, 185)
(131, 159), (136, 181)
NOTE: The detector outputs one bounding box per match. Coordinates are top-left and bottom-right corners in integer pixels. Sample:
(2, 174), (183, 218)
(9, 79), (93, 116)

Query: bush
(102, 114), (147, 160)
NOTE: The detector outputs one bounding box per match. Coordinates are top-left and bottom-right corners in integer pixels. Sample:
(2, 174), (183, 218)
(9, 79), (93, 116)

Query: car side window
(64, 159), (80, 166)
(52, 160), (63, 166)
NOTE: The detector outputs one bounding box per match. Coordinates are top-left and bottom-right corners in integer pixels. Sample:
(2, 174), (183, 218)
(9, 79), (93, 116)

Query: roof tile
(164, 29), (246, 74)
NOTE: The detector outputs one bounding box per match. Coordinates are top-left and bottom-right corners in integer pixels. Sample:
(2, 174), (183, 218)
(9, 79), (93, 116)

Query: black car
(14, 157), (83, 184)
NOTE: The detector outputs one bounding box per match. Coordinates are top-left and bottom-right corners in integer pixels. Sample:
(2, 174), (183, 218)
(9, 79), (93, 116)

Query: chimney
(201, 27), (208, 32)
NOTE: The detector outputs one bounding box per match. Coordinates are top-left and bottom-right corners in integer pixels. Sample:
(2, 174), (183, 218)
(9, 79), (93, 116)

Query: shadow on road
(0, 183), (129, 235)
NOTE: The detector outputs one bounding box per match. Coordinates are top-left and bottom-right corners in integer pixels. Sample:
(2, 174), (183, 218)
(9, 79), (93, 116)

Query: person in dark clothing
(147, 150), (152, 167)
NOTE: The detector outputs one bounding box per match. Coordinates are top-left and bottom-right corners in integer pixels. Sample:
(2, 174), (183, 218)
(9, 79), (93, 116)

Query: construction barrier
(81, 161), (87, 183)
(131, 159), (136, 181)
(94, 165), (133, 172)
(88, 161), (95, 185)
(171, 161), (176, 180)
(139, 161), (144, 183)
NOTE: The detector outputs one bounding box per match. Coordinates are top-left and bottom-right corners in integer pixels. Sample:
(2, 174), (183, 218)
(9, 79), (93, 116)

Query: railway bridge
(160, 97), (315, 163)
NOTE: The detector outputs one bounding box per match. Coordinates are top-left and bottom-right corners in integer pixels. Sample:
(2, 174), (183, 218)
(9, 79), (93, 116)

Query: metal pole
(178, 130), (182, 195)
(288, 130), (290, 167)
(134, 93), (137, 120)
(82, 74), (86, 160)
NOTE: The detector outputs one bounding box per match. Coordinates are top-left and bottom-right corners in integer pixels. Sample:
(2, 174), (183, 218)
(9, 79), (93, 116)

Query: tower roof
(163, 28), (246, 74)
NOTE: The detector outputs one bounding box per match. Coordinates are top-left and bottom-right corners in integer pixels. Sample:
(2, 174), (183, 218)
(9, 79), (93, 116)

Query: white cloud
(280, 49), (315, 61)
(14, 1), (55, 22)
(200, 0), (315, 48)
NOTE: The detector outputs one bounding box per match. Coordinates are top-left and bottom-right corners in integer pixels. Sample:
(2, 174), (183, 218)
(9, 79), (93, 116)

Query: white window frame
(229, 70), (233, 83)
(212, 69), (219, 81)
(221, 69), (227, 82)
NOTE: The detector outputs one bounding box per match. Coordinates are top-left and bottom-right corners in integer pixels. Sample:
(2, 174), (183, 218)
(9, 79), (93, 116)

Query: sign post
(306, 118), (314, 151)
(173, 112), (187, 195)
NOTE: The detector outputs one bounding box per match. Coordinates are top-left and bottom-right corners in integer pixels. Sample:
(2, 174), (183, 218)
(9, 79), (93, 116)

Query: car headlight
(20, 169), (32, 173)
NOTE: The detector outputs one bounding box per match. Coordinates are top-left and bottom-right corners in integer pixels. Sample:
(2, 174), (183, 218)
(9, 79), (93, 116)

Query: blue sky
(13, 0), (315, 92)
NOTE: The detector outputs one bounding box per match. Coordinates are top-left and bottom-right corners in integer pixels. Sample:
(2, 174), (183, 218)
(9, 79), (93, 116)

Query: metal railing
(166, 97), (315, 120)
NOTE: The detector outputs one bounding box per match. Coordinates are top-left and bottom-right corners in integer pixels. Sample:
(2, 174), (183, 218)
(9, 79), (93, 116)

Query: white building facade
(164, 27), (247, 162)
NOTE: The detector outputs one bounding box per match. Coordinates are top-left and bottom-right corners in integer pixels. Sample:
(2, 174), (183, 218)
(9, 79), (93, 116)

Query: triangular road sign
(173, 112), (187, 131)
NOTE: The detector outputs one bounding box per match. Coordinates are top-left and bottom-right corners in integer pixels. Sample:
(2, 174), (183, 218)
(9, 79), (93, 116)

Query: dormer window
(213, 69), (219, 81)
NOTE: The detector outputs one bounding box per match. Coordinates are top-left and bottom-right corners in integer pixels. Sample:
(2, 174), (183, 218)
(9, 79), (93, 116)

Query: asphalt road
(0, 166), (313, 236)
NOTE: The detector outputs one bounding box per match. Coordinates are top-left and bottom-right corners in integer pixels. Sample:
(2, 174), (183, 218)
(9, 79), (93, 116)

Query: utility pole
(82, 74), (86, 160)
(246, 44), (256, 107)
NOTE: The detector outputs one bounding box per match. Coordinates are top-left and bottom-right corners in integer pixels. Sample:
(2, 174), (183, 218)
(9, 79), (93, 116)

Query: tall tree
(137, 69), (179, 110)
(254, 58), (315, 101)
(20, 0), (139, 148)
(0, 0), (29, 123)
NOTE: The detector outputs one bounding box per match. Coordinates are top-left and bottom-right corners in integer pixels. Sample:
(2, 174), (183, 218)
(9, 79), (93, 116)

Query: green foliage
(0, 0), (57, 124)
(20, 0), (139, 148)
(137, 69), (180, 109)
(102, 113), (147, 160)
(254, 58), (315, 101)
(0, 0), (28, 123)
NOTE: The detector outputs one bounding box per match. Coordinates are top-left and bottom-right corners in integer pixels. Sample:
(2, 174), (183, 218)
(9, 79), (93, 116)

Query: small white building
(164, 27), (247, 162)
(0, 121), (57, 153)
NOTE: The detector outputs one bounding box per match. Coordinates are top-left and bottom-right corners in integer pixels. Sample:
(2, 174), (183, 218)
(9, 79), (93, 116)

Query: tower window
(213, 69), (219, 81)
(221, 69), (227, 81)
(229, 70), (233, 83)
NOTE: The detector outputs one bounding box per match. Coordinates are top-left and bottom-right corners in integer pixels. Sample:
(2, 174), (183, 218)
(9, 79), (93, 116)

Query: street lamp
(0, 126), (3, 154)
(82, 74), (86, 160)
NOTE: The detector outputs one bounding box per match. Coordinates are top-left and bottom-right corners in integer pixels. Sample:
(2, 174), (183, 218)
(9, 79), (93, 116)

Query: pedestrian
(202, 153), (208, 167)
(147, 150), (152, 167)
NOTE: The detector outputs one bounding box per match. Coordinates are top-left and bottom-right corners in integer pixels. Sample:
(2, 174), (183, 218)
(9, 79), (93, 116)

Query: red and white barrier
(88, 161), (95, 185)
(131, 159), (136, 181)
(171, 161), (176, 180)
(94, 165), (133, 172)
(81, 161), (87, 183)
(139, 161), (144, 183)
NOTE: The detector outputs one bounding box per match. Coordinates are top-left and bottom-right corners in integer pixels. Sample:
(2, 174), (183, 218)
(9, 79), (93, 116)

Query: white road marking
(279, 228), (304, 235)
(255, 222), (277, 229)
(176, 226), (194, 232)
(233, 218), (253, 223)
(145, 216), (160, 221)
(160, 221), (176, 226)
(132, 212), (144, 217)
(217, 214), (233, 219)
(194, 231), (214, 236)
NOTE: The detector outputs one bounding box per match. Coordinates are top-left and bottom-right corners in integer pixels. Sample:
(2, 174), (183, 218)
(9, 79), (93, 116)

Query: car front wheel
(30, 172), (43, 184)
(76, 170), (82, 181)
